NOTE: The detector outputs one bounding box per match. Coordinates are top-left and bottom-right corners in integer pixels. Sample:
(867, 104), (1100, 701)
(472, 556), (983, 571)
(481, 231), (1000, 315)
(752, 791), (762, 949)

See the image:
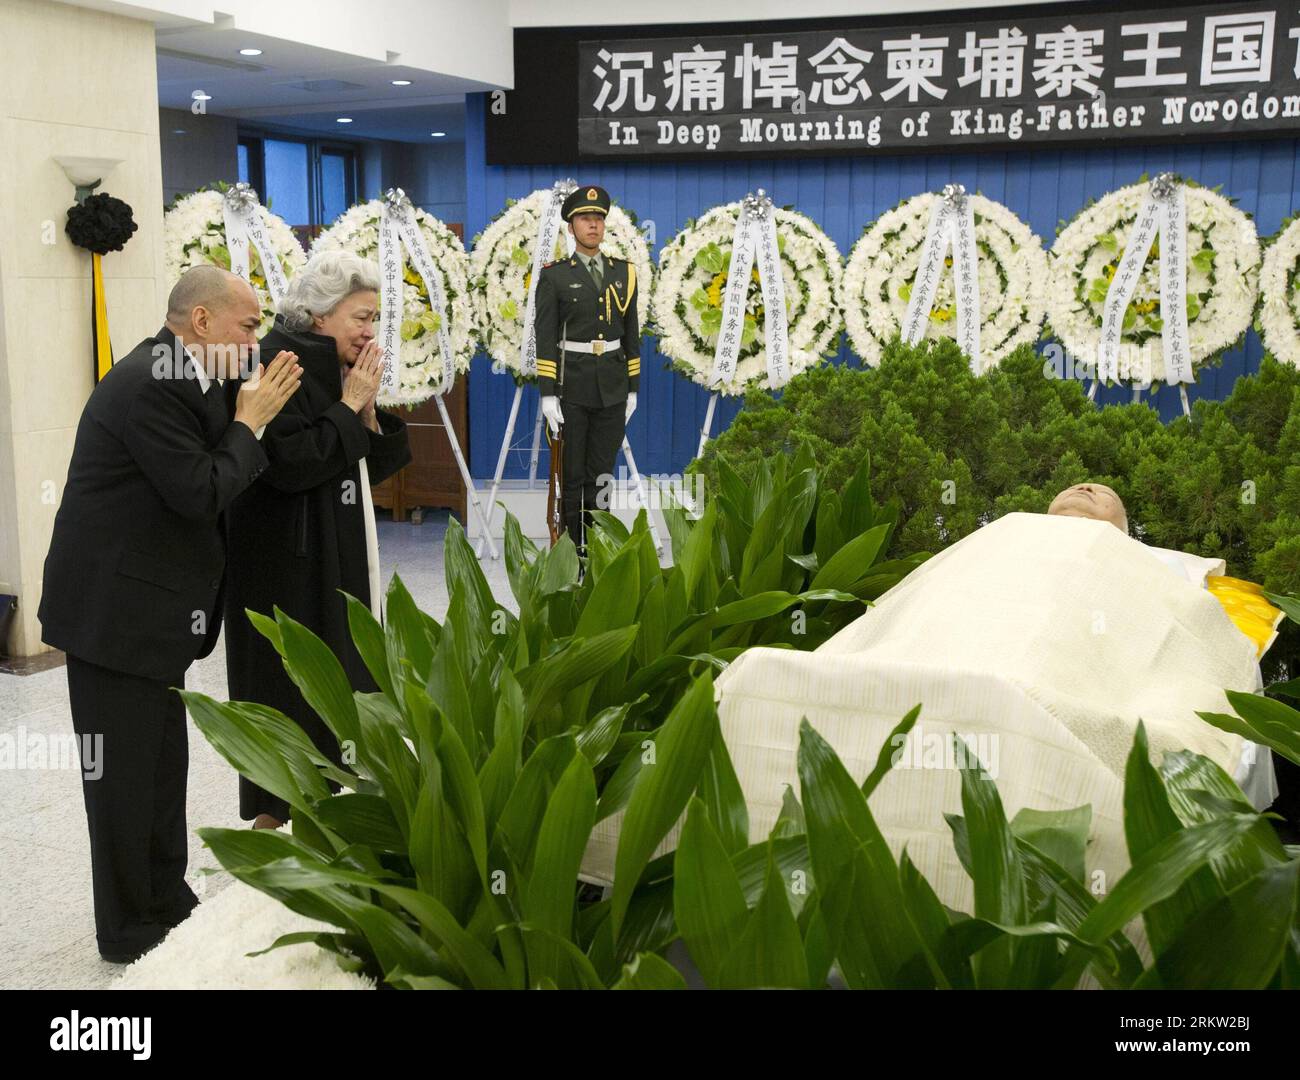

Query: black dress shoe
(98, 925), (168, 965)
(150, 884), (200, 929)
(99, 946), (145, 965)
(155, 898), (199, 929)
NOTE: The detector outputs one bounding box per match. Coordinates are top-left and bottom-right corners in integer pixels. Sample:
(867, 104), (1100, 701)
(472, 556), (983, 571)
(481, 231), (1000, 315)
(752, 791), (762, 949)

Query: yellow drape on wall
(92, 252), (112, 382)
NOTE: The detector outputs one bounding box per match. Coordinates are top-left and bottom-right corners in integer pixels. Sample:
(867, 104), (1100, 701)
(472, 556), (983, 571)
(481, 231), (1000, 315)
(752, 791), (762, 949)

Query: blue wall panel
(463, 93), (1300, 480)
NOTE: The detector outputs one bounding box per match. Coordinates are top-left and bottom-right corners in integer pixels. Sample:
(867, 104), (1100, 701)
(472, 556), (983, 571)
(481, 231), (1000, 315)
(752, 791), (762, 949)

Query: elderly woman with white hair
(223, 249), (411, 829)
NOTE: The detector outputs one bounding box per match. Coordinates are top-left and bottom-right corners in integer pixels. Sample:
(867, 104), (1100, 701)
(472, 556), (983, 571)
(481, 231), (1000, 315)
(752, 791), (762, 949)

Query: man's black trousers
(65, 653), (199, 957)
(561, 399), (626, 555)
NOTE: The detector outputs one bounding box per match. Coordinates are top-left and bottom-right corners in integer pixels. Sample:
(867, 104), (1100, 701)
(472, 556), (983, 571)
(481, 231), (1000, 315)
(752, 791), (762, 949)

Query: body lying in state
(584, 498), (1274, 914)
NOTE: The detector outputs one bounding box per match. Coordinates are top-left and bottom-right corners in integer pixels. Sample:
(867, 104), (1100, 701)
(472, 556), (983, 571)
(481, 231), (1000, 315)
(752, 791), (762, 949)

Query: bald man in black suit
(39, 266), (302, 963)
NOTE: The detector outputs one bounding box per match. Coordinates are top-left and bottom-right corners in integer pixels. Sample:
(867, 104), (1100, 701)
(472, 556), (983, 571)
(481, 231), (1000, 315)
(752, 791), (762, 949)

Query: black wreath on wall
(65, 192), (137, 255)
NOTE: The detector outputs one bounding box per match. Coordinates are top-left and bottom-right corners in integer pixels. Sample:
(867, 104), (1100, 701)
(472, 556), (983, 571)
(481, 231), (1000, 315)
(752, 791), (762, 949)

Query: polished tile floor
(0, 511), (525, 989)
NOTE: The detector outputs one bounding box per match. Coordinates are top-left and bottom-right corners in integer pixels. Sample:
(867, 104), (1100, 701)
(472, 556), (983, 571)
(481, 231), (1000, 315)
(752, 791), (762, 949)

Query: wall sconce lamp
(53, 156), (124, 203)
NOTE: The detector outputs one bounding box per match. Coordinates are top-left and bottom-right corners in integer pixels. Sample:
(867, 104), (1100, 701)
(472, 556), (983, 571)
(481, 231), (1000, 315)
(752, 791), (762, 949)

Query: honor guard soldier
(534, 184), (640, 557)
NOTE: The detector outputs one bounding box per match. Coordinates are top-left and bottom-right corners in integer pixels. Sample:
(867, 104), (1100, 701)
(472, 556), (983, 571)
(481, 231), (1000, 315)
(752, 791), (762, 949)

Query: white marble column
(0, 0), (167, 657)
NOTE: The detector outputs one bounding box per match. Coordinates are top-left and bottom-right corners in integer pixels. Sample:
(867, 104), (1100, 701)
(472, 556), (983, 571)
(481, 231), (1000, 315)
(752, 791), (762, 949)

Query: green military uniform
(534, 185), (641, 554)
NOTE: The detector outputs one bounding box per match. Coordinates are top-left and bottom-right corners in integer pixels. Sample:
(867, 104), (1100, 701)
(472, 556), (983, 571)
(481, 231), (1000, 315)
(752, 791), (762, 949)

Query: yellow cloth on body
(1205, 576), (1285, 658)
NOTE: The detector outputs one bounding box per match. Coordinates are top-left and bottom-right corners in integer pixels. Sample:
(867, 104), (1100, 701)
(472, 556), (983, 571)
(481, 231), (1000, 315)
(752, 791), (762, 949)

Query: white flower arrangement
(652, 202), (843, 395)
(840, 192), (1047, 371)
(1048, 178), (1260, 384)
(1257, 212), (1300, 369)
(311, 199), (476, 407)
(163, 187), (305, 336)
(469, 189), (652, 380)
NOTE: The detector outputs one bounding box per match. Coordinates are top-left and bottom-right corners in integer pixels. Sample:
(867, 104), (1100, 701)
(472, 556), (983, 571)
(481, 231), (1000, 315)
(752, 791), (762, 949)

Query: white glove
(625, 391), (637, 424)
(541, 394), (564, 436)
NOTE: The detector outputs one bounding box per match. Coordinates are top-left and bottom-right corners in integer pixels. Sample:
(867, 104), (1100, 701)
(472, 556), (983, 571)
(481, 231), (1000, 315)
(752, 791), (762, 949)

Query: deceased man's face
(1047, 483), (1128, 532)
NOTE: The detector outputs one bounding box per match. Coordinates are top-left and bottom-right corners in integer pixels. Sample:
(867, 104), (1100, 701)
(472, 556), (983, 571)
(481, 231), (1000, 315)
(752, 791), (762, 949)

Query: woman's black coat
(223, 318), (411, 820)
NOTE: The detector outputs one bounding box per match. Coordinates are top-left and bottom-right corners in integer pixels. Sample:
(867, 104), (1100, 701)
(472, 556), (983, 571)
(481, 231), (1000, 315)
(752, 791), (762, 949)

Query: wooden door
(370, 374), (468, 521)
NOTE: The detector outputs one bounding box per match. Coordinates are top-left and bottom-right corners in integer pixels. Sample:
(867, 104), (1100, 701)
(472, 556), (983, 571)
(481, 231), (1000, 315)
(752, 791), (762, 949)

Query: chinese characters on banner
(576, 5), (1300, 156)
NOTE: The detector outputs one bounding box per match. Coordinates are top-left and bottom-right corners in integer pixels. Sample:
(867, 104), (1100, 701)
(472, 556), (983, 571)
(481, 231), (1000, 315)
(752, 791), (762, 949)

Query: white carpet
(112, 873), (374, 990)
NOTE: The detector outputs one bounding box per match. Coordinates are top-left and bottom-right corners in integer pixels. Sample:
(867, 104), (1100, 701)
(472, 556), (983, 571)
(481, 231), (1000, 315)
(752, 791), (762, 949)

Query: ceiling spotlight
(172, 129), (187, 135)
(239, 47), (262, 56)
(391, 79), (412, 86)
(191, 91), (212, 101)
(336, 117), (354, 123)
(430, 131), (446, 137)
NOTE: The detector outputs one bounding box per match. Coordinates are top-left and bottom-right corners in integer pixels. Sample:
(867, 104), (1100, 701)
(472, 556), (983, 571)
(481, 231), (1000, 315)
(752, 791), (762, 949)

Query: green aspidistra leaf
(611, 674), (719, 938)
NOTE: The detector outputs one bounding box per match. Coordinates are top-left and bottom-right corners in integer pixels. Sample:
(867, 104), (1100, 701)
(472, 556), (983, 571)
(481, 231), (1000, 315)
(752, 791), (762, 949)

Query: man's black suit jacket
(39, 325), (270, 681)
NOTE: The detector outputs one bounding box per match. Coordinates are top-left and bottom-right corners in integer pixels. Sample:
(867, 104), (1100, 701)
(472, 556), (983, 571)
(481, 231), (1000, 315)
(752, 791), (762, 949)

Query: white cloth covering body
(583, 514), (1265, 918)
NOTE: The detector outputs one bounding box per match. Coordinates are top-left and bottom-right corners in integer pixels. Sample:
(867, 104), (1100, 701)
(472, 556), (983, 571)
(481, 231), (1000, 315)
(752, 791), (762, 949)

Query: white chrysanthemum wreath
(311, 200), (476, 407)
(163, 186), (305, 336)
(840, 191), (1047, 370)
(469, 188), (652, 380)
(1257, 212), (1300, 369)
(652, 202), (843, 394)
(1048, 178), (1260, 385)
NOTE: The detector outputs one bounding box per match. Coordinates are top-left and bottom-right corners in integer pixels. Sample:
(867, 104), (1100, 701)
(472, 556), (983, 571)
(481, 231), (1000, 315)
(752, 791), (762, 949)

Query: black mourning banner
(562, 3), (1300, 159)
